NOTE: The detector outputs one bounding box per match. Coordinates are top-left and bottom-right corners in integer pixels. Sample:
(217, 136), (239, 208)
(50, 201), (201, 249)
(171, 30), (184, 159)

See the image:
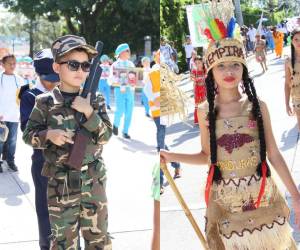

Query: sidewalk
(161, 47), (300, 249)
(0, 94), (156, 250)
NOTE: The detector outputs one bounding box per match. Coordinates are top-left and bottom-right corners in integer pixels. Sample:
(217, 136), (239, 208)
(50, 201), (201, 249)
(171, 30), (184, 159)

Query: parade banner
(257, 12), (264, 35)
(111, 67), (145, 88)
(186, 4), (210, 48)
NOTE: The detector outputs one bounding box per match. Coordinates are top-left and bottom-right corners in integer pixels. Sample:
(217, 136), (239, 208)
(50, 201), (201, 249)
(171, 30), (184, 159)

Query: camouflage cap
(51, 35), (98, 61)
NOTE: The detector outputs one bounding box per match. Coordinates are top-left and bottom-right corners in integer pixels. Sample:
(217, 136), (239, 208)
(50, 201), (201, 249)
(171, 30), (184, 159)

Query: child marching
(109, 43), (135, 139)
(190, 55), (206, 124)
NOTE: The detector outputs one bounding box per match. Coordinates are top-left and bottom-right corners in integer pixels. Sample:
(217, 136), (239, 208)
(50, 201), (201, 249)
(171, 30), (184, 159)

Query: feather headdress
(199, 0), (246, 71)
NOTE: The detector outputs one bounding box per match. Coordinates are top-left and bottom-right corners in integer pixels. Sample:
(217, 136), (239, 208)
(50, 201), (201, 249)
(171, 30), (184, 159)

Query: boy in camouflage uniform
(23, 35), (112, 250)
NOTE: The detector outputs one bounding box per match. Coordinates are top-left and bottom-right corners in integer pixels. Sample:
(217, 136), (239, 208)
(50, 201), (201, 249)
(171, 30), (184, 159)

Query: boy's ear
(52, 62), (60, 74)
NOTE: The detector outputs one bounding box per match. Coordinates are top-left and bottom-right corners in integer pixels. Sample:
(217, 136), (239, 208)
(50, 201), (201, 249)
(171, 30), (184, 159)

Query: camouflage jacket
(23, 87), (112, 178)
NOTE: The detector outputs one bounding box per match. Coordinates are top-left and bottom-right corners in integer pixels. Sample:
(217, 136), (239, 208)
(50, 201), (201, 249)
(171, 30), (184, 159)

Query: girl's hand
(160, 150), (172, 164)
(292, 197), (300, 230)
(286, 104), (294, 116)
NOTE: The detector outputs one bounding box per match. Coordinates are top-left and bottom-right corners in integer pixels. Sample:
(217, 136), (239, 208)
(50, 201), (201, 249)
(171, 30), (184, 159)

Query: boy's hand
(71, 93), (94, 119)
(46, 129), (74, 146)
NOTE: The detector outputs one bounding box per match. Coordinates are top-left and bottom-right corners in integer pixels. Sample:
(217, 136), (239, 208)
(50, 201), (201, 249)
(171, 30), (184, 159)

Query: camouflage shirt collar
(51, 87), (65, 104)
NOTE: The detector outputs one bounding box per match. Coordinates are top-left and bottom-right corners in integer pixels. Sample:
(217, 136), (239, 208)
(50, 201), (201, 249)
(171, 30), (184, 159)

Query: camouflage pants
(47, 167), (112, 250)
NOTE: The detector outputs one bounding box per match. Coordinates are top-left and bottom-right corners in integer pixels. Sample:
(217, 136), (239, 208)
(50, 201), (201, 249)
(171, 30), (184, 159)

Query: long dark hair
(291, 28), (300, 75)
(205, 65), (271, 182)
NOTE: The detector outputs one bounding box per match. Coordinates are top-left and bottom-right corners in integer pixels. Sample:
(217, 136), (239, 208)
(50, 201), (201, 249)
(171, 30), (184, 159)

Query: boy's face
(142, 61), (150, 68)
(53, 50), (90, 88)
(2, 57), (16, 74)
(119, 50), (130, 60)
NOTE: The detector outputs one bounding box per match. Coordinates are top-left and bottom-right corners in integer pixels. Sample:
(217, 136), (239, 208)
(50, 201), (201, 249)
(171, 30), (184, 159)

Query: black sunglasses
(58, 60), (91, 72)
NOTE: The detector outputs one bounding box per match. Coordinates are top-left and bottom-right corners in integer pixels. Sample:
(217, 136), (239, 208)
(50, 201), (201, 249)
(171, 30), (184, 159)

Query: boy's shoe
(160, 186), (164, 195)
(112, 126), (118, 136)
(123, 133), (131, 139)
(107, 105), (111, 110)
(173, 167), (181, 179)
(8, 162), (18, 172)
(0, 161), (3, 173)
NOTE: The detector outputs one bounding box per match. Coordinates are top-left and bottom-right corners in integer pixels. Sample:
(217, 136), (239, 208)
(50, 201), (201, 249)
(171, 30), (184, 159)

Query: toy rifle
(66, 41), (103, 170)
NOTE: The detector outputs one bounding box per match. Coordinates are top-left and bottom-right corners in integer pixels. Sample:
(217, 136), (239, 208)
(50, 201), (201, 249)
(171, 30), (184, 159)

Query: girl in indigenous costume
(191, 56), (207, 124)
(254, 34), (268, 73)
(161, 1), (300, 249)
(285, 28), (300, 130)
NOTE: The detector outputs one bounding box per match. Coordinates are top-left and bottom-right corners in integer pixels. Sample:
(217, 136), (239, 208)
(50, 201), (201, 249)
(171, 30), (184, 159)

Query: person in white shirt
(247, 24), (257, 52)
(183, 35), (194, 70)
(0, 54), (25, 172)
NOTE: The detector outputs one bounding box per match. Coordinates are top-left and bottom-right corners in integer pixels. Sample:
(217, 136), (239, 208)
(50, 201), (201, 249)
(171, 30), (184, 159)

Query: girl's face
(212, 61), (243, 90)
(195, 60), (203, 70)
(292, 33), (300, 50)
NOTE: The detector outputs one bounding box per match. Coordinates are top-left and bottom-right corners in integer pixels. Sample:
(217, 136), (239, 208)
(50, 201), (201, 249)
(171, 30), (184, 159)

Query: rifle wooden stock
(66, 129), (90, 170)
(66, 41), (103, 170)
(160, 162), (209, 250)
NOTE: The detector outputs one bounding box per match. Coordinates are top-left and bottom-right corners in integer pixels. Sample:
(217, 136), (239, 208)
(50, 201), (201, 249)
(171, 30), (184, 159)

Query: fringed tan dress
(287, 58), (300, 111)
(199, 99), (297, 250)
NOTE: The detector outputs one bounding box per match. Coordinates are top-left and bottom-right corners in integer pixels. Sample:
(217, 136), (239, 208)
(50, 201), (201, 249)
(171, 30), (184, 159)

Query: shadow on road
(286, 195), (300, 243)
(170, 126), (199, 148)
(118, 137), (156, 155)
(280, 125), (299, 151)
(251, 71), (265, 79)
(0, 170), (30, 206)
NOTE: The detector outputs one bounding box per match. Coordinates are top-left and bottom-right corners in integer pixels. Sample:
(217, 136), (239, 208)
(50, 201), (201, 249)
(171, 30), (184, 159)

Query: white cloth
(34, 78), (47, 93)
(160, 44), (173, 65)
(184, 43), (194, 58)
(0, 72), (25, 122)
(247, 28), (257, 42)
(143, 64), (159, 102)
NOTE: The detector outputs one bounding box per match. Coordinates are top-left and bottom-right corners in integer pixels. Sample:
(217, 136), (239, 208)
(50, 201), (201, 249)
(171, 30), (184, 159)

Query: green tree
(0, 0), (159, 57)
(160, 0), (195, 71)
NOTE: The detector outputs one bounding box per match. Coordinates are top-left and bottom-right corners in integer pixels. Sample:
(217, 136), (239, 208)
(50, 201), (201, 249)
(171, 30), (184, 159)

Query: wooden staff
(160, 162), (209, 250)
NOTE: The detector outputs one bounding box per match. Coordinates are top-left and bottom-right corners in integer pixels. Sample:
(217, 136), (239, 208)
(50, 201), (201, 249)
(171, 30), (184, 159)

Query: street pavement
(161, 47), (300, 250)
(0, 93), (157, 249)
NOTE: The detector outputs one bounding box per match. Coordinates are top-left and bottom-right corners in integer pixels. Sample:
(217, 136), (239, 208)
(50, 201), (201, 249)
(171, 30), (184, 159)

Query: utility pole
(234, 0), (244, 26)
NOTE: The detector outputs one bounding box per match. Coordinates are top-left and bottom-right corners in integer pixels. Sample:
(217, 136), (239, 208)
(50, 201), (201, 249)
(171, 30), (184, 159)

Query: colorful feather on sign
(215, 18), (227, 38)
(204, 28), (214, 41)
(227, 17), (236, 38)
